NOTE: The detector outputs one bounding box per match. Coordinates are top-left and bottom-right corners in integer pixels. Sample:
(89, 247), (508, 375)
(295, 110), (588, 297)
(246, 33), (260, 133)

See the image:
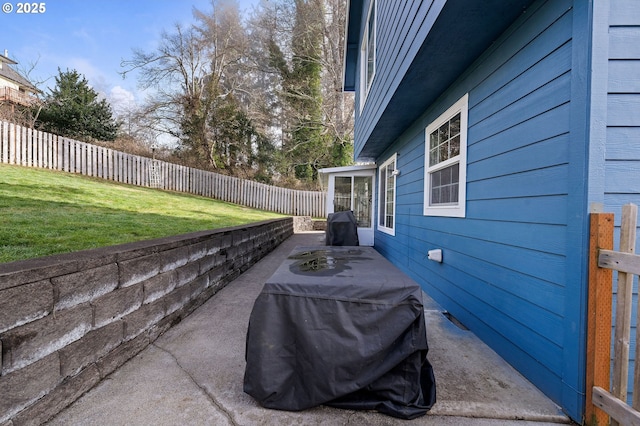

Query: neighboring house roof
(344, 0), (537, 160)
(0, 53), (38, 93)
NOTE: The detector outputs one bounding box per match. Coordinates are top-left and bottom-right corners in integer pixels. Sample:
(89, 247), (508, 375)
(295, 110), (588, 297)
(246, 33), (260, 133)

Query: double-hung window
(360, 0), (376, 111)
(378, 154), (396, 235)
(424, 94), (468, 217)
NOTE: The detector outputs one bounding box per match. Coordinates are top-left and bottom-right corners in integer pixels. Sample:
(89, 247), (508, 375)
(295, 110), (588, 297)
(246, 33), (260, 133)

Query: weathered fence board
(0, 121), (326, 217)
(593, 386), (640, 426)
(600, 250), (640, 275)
(611, 204), (638, 426)
(588, 204), (640, 426)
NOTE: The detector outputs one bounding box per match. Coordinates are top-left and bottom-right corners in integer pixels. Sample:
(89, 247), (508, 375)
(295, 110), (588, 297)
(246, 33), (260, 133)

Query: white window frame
(423, 93), (468, 218)
(378, 153), (397, 235)
(359, 0), (376, 111)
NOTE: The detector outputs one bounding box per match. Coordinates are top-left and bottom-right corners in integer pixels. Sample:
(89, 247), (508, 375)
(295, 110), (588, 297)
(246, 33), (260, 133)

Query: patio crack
(345, 410), (359, 424)
(152, 343), (239, 426)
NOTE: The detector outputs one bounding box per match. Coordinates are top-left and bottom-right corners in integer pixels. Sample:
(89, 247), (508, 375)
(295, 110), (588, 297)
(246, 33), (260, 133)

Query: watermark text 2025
(2, 3), (47, 14)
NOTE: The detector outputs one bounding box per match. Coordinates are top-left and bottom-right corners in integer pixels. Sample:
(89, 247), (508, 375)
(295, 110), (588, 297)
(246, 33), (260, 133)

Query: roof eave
(343, 0), (363, 92)
(0, 54), (18, 65)
(353, 0), (537, 160)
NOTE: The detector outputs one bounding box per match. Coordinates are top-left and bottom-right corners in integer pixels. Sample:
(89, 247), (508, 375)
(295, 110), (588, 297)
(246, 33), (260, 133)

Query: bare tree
(121, 22), (209, 143)
(118, 0), (351, 185)
(193, 0), (256, 172)
(321, 0), (354, 162)
(121, 0), (274, 175)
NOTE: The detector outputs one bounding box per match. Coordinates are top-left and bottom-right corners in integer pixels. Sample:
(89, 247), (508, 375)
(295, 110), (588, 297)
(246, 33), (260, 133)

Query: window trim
(378, 153), (397, 235)
(423, 93), (468, 218)
(359, 0), (376, 112)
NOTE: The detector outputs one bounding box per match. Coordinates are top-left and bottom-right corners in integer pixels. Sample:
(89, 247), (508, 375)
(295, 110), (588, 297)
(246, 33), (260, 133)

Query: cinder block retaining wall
(0, 218), (293, 425)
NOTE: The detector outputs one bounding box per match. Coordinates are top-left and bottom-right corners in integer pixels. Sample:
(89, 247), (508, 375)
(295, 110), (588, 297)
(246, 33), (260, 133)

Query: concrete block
(148, 310), (182, 342)
(0, 250), (115, 291)
(187, 241), (209, 262)
(258, 233), (271, 245)
(313, 220), (327, 230)
(198, 254), (217, 275)
(181, 298), (199, 318)
(0, 352), (60, 424)
(0, 280), (53, 334)
(123, 299), (165, 341)
(213, 253), (226, 268)
(208, 277), (226, 294)
(59, 321), (123, 378)
(52, 264), (118, 311)
(189, 275), (208, 300)
(224, 269), (241, 284)
(143, 271), (176, 304)
(224, 245), (238, 260)
(174, 262), (200, 288)
(219, 232), (232, 249)
(200, 234), (224, 255)
(189, 285), (217, 313)
(164, 284), (193, 316)
(96, 333), (149, 378)
(11, 364), (100, 426)
(1, 305), (92, 375)
(232, 253), (249, 272)
(207, 265), (227, 288)
(157, 246), (190, 273)
(240, 230), (252, 245)
(119, 254), (160, 288)
(111, 241), (163, 262)
(93, 284), (143, 328)
(237, 241), (253, 256)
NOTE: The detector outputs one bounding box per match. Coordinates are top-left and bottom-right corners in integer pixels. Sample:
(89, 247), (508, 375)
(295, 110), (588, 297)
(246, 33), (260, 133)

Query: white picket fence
(0, 121), (326, 217)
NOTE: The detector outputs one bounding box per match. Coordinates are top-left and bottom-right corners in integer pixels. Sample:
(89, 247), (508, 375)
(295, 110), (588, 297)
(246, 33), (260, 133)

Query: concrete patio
(45, 232), (573, 426)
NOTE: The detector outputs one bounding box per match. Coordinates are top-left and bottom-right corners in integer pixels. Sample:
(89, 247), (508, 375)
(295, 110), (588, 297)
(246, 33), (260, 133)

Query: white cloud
(109, 85), (136, 115)
(72, 28), (95, 47)
(67, 57), (109, 95)
(68, 57), (100, 80)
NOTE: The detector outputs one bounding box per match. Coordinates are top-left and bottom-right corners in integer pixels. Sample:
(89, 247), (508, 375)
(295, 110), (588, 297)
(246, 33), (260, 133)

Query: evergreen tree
(37, 68), (119, 141)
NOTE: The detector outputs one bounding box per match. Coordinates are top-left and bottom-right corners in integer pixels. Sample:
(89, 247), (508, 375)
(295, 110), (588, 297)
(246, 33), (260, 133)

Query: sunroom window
(424, 94), (468, 218)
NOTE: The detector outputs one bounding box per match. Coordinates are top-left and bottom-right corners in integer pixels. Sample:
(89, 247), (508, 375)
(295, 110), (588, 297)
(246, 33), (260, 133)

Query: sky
(2, 0), (259, 115)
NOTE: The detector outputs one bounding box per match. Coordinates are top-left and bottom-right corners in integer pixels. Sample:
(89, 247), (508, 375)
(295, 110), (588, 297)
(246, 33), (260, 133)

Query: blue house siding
(352, 0), (535, 159)
(602, 0), (640, 210)
(370, 0), (585, 418)
(355, 0), (444, 157)
(604, 0), (640, 404)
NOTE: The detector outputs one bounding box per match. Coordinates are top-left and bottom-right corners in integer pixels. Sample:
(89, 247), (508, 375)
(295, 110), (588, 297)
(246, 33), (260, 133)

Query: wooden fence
(587, 203), (640, 426)
(0, 121), (326, 217)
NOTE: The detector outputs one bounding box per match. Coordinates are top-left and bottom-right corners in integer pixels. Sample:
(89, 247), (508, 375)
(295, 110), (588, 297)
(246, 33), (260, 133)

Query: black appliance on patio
(325, 210), (359, 246)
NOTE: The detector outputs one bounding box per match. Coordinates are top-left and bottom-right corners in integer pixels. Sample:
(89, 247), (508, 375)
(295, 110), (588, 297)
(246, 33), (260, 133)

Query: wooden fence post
(586, 212), (614, 425)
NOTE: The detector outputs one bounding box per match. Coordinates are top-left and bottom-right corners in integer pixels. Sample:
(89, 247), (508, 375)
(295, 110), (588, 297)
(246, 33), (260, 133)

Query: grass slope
(0, 164), (284, 263)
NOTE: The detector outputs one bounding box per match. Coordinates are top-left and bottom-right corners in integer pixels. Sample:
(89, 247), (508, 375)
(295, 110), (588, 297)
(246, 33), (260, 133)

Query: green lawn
(0, 164), (285, 263)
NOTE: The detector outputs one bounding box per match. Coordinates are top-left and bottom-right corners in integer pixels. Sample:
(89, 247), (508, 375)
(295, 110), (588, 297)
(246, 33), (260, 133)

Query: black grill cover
(243, 246), (436, 420)
(325, 210), (359, 246)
